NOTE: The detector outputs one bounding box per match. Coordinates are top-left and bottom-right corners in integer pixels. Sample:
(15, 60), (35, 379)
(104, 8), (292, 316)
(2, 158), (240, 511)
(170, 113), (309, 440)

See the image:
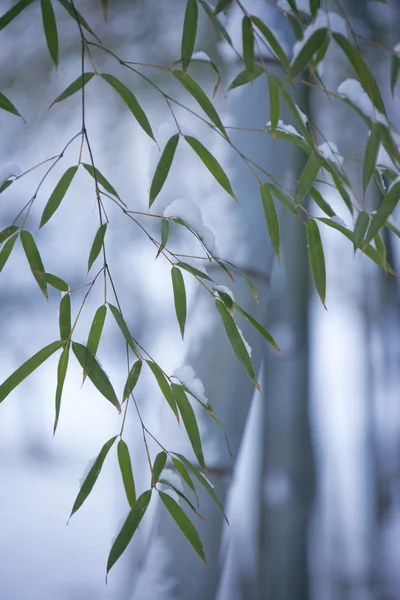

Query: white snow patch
(237, 327), (252, 357)
(292, 10), (347, 62)
(297, 106), (308, 125)
(164, 198), (219, 255)
(173, 364), (208, 404)
(266, 119), (303, 138)
(337, 79), (387, 124)
(394, 43), (400, 53)
(0, 162), (20, 185)
(318, 141), (344, 165)
(214, 285), (235, 302)
(191, 51), (211, 62)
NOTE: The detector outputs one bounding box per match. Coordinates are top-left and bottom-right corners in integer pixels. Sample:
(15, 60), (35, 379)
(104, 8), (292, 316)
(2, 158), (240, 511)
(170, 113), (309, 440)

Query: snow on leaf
(164, 198), (219, 255)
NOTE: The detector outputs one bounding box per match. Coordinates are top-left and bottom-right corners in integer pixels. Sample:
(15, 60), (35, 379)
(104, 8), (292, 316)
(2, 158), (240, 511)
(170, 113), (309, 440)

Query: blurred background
(1, 0), (400, 599)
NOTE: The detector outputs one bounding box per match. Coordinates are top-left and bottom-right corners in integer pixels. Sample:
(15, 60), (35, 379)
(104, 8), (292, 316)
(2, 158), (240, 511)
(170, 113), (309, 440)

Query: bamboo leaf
(265, 182), (296, 214)
(149, 134), (179, 207)
(260, 183), (280, 260)
(185, 135), (235, 199)
(228, 65), (265, 91)
(233, 302), (282, 356)
(70, 436), (118, 518)
(0, 0), (34, 32)
(172, 384), (206, 469)
(101, 0), (108, 20)
(40, 166), (78, 228)
(198, 0), (233, 47)
(152, 451), (167, 486)
(242, 16), (254, 77)
(353, 211), (370, 252)
(72, 342), (121, 413)
(157, 219), (170, 258)
(306, 219), (326, 307)
(365, 178), (400, 245)
(171, 457), (198, 502)
(159, 491), (206, 562)
(82, 162), (121, 201)
(250, 15), (290, 68)
(57, 0), (100, 42)
(54, 343), (69, 434)
(268, 74), (280, 134)
(59, 293), (71, 341)
(158, 480), (203, 519)
(296, 153), (321, 204)
(20, 230), (48, 298)
(41, 0), (58, 68)
(214, 0), (232, 14)
(0, 234), (18, 272)
(101, 74), (155, 141)
(291, 28), (328, 78)
(107, 490), (152, 575)
(44, 273), (69, 291)
(118, 440), (136, 507)
(122, 360), (142, 401)
(390, 51), (400, 97)
(182, 0), (198, 71)
(108, 303), (137, 353)
(171, 267), (187, 339)
(88, 223), (107, 272)
(310, 0), (320, 18)
(0, 226), (19, 245)
(173, 70), (227, 138)
(362, 123), (381, 195)
(85, 305), (107, 378)
(146, 360), (179, 420)
(0, 341), (63, 403)
(0, 92), (23, 119)
(309, 187), (335, 217)
(176, 261), (214, 281)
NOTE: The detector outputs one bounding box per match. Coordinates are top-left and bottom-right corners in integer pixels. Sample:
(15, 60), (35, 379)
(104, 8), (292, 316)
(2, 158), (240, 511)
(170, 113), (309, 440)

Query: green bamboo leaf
(0, 179), (13, 194)
(242, 16), (254, 77)
(82, 162), (121, 201)
(171, 457), (198, 502)
(268, 74), (280, 134)
(365, 178), (400, 245)
(40, 166), (78, 228)
(158, 479), (203, 519)
(88, 223), (107, 272)
(41, 0), (58, 68)
(184, 135), (235, 199)
(228, 65), (265, 91)
(306, 219), (326, 307)
(152, 451), (167, 486)
(59, 293), (71, 341)
(331, 172), (354, 215)
(374, 232), (387, 270)
(390, 51), (400, 97)
(118, 440), (136, 507)
(70, 436), (118, 518)
(291, 28), (328, 78)
(44, 273), (69, 291)
(57, 0), (100, 42)
(362, 123), (381, 195)
(72, 342), (121, 413)
(0, 92), (23, 119)
(278, 86), (312, 143)
(0, 0), (34, 31)
(198, 0), (233, 47)
(156, 219), (170, 258)
(172, 384), (206, 469)
(146, 360), (179, 419)
(286, 12), (304, 40)
(54, 343), (69, 434)
(84, 305), (107, 378)
(265, 183), (296, 214)
(213, 288), (233, 312)
(233, 302), (282, 356)
(173, 71), (227, 138)
(171, 267), (187, 339)
(107, 490), (152, 575)
(333, 33), (386, 115)
(20, 230), (48, 298)
(101, 74), (155, 141)
(50, 73), (95, 106)
(215, 299), (260, 389)
(0, 341), (63, 403)
(310, 0), (320, 17)
(122, 360), (142, 401)
(182, 0), (198, 71)
(176, 261), (214, 281)
(149, 134), (179, 207)
(214, 0), (232, 14)
(379, 123), (399, 166)
(159, 491), (206, 562)
(250, 15), (290, 68)
(309, 187), (336, 217)
(101, 0), (108, 20)
(108, 303), (137, 353)
(295, 153), (321, 204)
(260, 183), (280, 260)
(0, 235), (18, 272)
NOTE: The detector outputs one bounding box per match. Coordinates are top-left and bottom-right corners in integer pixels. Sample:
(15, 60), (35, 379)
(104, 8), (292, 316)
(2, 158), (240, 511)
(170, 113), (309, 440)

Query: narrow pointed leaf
(146, 360), (179, 419)
(215, 299), (259, 388)
(0, 0), (34, 31)
(41, 0), (58, 68)
(44, 273), (69, 291)
(158, 480), (204, 519)
(242, 16), (254, 77)
(250, 16), (289, 68)
(57, 0), (100, 42)
(362, 123), (381, 194)
(332, 172), (354, 215)
(59, 293), (71, 340)
(40, 166), (78, 228)
(177, 261), (213, 281)
(72, 342), (121, 413)
(108, 303), (137, 353)
(171, 267), (187, 339)
(260, 183), (280, 259)
(172, 384), (206, 469)
(0, 234), (18, 272)
(173, 71), (227, 138)
(85, 305), (107, 379)
(0, 226), (18, 245)
(268, 74), (280, 134)
(0, 341), (63, 403)
(101, 0), (108, 20)
(122, 360), (142, 401)
(157, 219), (170, 257)
(365, 178), (400, 245)
(88, 223), (107, 272)
(198, 0), (233, 47)
(374, 232), (387, 269)
(159, 491), (206, 562)
(390, 52), (400, 97)
(54, 343), (69, 434)
(0, 92), (23, 118)
(307, 219), (326, 307)
(233, 302), (282, 356)
(107, 490), (152, 575)
(20, 230), (48, 298)
(71, 436), (118, 518)
(214, 0), (232, 14)
(309, 187), (335, 217)
(296, 153), (321, 204)
(185, 135), (235, 198)
(182, 0), (198, 71)
(118, 440), (136, 507)
(265, 183), (296, 214)
(152, 451), (167, 486)
(101, 74), (155, 141)
(171, 458), (198, 501)
(228, 65), (265, 90)
(82, 163), (121, 201)
(291, 29), (327, 78)
(149, 134), (179, 207)
(353, 211), (370, 252)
